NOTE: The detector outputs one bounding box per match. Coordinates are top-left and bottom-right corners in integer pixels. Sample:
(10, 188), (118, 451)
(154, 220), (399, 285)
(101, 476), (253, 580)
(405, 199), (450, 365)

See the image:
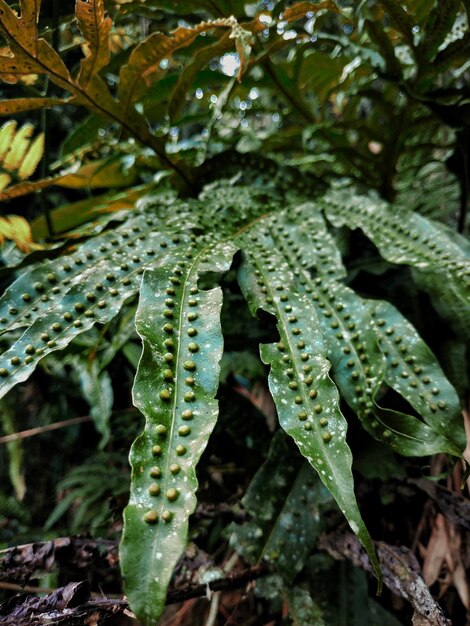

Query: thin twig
(0, 408), (137, 444)
(0, 581), (52, 594)
(166, 564), (268, 604)
(0, 565), (268, 606)
(0, 416), (92, 444)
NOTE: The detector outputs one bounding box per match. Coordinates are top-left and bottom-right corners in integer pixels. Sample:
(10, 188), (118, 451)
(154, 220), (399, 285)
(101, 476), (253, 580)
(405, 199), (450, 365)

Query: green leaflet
(120, 240), (237, 626)
(323, 188), (470, 341)
(323, 187), (470, 274)
(279, 204), (347, 282)
(0, 192), (179, 336)
(421, 0), (462, 61)
(301, 276), (462, 456)
(237, 229), (381, 586)
(262, 211), (463, 456)
(303, 279), (385, 431)
(372, 300), (464, 450)
(304, 277), (461, 456)
(413, 267), (470, 341)
(75, 359), (114, 447)
(229, 431), (332, 583)
(0, 200), (192, 399)
(256, 576), (327, 626)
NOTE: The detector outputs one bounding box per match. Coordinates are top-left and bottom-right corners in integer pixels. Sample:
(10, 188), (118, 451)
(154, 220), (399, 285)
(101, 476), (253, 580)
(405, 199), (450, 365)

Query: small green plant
(0, 1), (468, 624)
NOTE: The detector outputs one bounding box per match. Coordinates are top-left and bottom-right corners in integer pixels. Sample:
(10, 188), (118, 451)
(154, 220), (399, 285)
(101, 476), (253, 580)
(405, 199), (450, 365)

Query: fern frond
(0, 173), (465, 625)
(371, 300), (465, 452)
(323, 187), (470, 339)
(120, 240), (237, 625)
(230, 431), (332, 583)
(310, 276), (457, 455)
(0, 193), (192, 395)
(237, 231), (381, 584)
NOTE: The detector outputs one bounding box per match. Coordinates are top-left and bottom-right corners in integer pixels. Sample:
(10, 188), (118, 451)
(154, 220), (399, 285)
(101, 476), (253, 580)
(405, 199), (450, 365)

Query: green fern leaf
(237, 235), (381, 585)
(230, 431), (332, 583)
(255, 206), (464, 457)
(371, 300), (465, 452)
(307, 277), (461, 456)
(323, 188), (470, 340)
(120, 240), (237, 626)
(434, 31), (470, 71)
(421, 0), (463, 61)
(0, 198), (195, 397)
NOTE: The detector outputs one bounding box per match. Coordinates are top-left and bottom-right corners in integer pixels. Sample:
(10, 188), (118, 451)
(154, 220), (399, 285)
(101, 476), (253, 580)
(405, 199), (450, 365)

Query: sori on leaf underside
(0, 155), (468, 625)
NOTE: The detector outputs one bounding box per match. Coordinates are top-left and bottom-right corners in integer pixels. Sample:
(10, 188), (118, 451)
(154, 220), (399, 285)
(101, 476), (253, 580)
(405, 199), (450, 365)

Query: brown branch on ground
(0, 565), (269, 625)
(0, 538), (118, 585)
(319, 531), (452, 626)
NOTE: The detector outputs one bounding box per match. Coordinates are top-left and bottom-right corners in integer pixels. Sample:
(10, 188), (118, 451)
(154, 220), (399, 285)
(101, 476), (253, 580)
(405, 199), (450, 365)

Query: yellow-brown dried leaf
(0, 97), (66, 116)
(283, 0), (342, 22)
(76, 0), (112, 87)
(0, 215), (42, 252)
(0, 121), (44, 182)
(2, 123), (34, 172)
(118, 17), (247, 120)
